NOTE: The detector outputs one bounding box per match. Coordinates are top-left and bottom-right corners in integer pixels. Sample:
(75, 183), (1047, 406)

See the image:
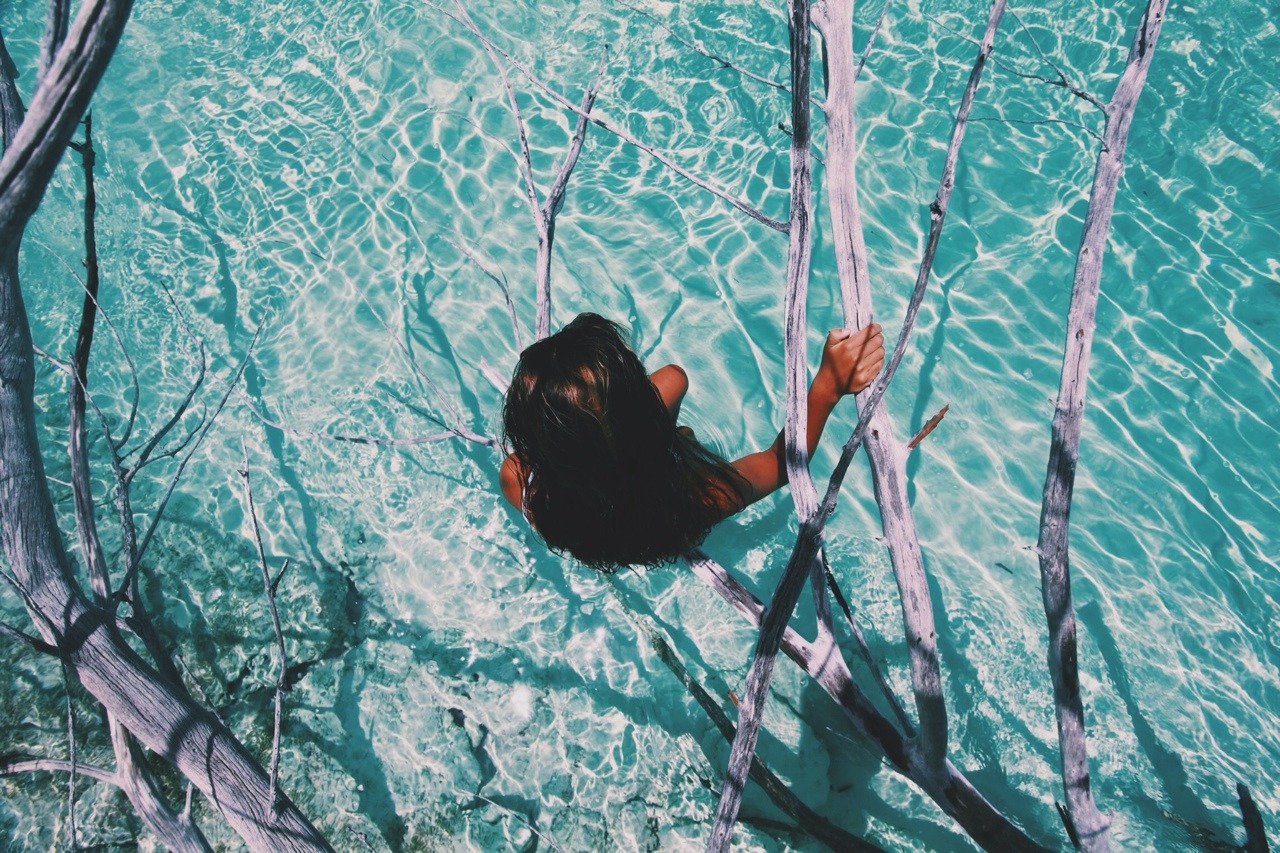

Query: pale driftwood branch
(925, 11), (1108, 116)
(686, 551), (1049, 850)
(535, 49), (606, 340)
(709, 4), (817, 846)
(0, 619), (57, 653)
(2, 758), (117, 786)
(0, 2), (131, 249)
(608, 582), (883, 852)
(0, 34), (23, 176)
(67, 111), (110, 606)
(62, 109), (213, 852)
(511, 55), (788, 232)
(812, 0), (1007, 788)
(1006, 8), (1109, 114)
(241, 444), (288, 817)
(853, 0), (892, 84)
(1036, 1), (1167, 849)
(38, 0), (71, 83)
(426, 0), (787, 233)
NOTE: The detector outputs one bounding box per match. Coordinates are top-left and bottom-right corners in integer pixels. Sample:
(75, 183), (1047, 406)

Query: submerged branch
(240, 444), (289, 817)
(609, 583), (883, 852)
(709, 1), (816, 846)
(426, 0), (787, 233)
(1035, 1), (1168, 848)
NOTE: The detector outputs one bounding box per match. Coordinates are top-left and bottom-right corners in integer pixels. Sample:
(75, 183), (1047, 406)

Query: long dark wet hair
(503, 313), (746, 571)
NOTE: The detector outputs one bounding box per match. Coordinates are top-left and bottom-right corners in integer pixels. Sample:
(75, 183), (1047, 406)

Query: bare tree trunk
(0, 2), (332, 849)
(1036, 1), (1168, 849)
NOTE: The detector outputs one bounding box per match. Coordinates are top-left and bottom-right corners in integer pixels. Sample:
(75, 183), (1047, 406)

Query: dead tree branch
(708, 0), (817, 845)
(813, 0), (1008, 788)
(535, 52), (606, 340)
(687, 550), (1049, 850)
(63, 110), (212, 852)
(2, 758), (118, 786)
(241, 443), (289, 817)
(0, 2), (333, 848)
(1035, 1), (1168, 849)
(426, 0), (788, 233)
(609, 582), (884, 852)
(38, 0), (71, 83)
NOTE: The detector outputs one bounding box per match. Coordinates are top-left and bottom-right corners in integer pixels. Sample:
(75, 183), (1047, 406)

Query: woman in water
(500, 313), (884, 570)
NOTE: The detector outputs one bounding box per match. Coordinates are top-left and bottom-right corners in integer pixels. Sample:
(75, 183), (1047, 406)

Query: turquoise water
(1, 0), (1277, 849)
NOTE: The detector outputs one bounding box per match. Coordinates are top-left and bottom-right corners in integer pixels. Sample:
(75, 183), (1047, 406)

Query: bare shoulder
(499, 453), (526, 510)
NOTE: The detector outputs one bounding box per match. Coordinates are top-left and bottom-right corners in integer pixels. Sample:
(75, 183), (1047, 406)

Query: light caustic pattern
(0, 0), (1276, 849)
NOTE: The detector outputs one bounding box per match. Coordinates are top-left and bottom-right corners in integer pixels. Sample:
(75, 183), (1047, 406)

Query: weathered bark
(0, 2), (332, 849)
(688, 551), (1049, 851)
(1035, 1), (1168, 849)
(707, 2), (816, 847)
(815, 0), (948, 778)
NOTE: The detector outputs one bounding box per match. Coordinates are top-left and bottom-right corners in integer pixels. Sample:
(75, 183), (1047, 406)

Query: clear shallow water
(1, 0), (1277, 849)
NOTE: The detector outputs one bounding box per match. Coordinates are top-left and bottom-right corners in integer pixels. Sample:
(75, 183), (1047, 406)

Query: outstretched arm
(723, 324), (884, 514)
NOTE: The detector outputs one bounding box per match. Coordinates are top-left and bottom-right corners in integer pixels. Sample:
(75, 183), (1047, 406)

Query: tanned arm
(723, 324), (884, 513)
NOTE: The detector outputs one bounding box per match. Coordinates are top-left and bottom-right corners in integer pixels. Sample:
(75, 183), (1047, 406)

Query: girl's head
(503, 313), (742, 570)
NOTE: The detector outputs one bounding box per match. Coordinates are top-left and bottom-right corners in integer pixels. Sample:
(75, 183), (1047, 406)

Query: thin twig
(453, 790), (565, 853)
(426, 0), (787, 233)
(618, 0), (789, 94)
(535, 48), (608, 340)
(709, 2), (816, 845)
(822, 553), (915, 735)
(67, 112), (112, 606)
(606, 580), (883, 852)
(62, 660), (78, 849)
(240, 441), (288, 817)
(854, 0), (892, 83)
(124, 325), (264, 589)
(0, 759), (117, 787)
(438, 234), (522, 350)
(907, 403), (949, 450)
